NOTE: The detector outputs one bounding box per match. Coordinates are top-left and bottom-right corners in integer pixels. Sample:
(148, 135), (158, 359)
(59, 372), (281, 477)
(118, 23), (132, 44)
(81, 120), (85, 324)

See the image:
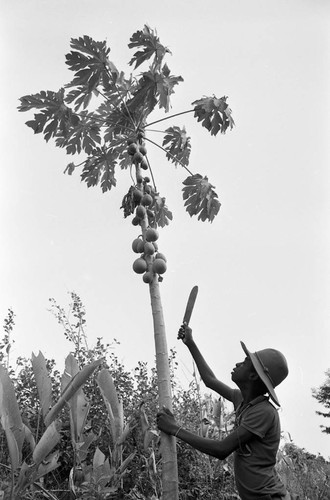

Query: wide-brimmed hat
(240, 341), (289, 406)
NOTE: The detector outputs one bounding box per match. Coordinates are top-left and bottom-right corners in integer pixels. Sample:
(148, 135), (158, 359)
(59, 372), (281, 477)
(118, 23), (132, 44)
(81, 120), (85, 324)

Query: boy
(157, 324), (290, 500)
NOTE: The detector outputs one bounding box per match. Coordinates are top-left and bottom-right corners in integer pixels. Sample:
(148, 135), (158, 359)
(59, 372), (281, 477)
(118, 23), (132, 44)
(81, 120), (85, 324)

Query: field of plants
(0, 295), (329, 499)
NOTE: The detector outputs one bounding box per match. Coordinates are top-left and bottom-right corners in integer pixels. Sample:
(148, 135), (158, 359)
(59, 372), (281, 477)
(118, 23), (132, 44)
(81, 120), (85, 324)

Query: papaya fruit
(152, 258), (167, 274)
(145, 228), (159, 242)
(143, 272), (154, 284)
(141, 194), (153, 206)
(133, 258), (147, 274)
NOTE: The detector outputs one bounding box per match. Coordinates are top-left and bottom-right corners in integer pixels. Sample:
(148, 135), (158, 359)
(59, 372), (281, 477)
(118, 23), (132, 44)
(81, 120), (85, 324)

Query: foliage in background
(1, 298), (330, 499)
(312, 370), (330, 435)
(277, 442), (330, 500)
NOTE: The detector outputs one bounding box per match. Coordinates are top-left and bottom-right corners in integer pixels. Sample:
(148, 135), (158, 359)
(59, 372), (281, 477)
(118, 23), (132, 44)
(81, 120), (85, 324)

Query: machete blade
(183, 286), (198, 325)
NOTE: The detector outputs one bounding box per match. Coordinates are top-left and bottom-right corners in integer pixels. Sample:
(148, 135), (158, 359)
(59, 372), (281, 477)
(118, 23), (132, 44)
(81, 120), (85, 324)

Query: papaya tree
(18, 25), (234, 499)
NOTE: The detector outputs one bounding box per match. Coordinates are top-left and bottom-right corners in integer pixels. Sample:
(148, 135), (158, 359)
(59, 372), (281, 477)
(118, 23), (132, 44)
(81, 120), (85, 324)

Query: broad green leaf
(61, 354), (79, 393)
(36, 450), (60, 479)
(33, 420), (61, 465)
(15, 461), (35, 495)
(97, 369), (123, 444)
(128, 25), (170, 70)
(23, 422), (36, 453)
(31, 351), (52, 419)
(92, 449), (111, 487)
(2, 415), (20, 471)
(75, 431), (96, 463)
(144, 429), (159, 451)
(162, 126), (191, 166)
(116, 420), (137, 446)
(71, 392), (90, 443)
(62, 355), (90, 443)
(182, 174), (221, 222)
(192, 95), (235, 136)
(0, 364), (24, 463)
(117, 451), (136, 476)
(44, 358), (103, 427)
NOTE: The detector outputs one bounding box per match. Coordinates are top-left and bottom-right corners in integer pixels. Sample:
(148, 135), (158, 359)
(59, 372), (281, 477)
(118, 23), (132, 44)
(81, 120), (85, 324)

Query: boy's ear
(249, 372), (260, 382)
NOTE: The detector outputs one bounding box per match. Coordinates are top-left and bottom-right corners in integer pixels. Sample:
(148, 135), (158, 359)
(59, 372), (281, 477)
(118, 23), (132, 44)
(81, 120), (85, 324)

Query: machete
(182, 285), (198, 326)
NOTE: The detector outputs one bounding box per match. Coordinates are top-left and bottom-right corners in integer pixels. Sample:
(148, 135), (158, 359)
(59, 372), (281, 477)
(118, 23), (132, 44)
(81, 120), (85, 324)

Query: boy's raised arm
(178, 324), (235, 402)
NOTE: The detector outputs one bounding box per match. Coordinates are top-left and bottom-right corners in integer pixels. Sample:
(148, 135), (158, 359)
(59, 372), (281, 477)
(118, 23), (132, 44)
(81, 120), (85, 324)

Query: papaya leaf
(157, 64), (183, 112)
(80, 148), (117, 193)
(152, 195), (173, 228)
(120, 186), (138, 219)
(31, 351), (52, 419)
(18, 89), (77, 142)
(128, 25), (170, 70)
(55, 112), (101, 155)
(182, 174), (221, 222)
(65, 36), (112, 109)
(192, 95), (235, 136)
(126, 71), (158, 117)
(162, 126), (191, 166)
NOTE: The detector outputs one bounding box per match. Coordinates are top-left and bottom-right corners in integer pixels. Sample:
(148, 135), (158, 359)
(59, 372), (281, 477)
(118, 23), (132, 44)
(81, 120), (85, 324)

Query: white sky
(1, 0), (330, 459)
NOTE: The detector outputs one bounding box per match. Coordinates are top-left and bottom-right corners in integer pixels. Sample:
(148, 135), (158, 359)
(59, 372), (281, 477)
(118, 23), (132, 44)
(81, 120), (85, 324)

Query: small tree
(18, 26), (234, 498)
(312, 369), (330, 435)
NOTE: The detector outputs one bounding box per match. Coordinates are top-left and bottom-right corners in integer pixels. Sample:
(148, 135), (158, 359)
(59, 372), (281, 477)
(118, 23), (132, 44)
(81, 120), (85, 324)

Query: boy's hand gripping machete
(183, 286), (198, 326)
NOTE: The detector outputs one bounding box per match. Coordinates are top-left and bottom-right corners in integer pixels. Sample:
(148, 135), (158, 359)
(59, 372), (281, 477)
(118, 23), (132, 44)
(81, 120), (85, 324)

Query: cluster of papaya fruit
(128, 134), (167, 284)
(132, 230), (167, 283)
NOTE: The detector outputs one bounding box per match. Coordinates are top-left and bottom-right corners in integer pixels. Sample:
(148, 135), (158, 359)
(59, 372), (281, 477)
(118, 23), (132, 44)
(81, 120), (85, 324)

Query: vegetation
(1, 298), (329, 499)
(312, 370), (330, 435)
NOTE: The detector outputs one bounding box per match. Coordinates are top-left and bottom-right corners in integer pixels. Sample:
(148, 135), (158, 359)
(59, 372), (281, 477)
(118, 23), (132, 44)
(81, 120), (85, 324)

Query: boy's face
(231, 356), (256, 384)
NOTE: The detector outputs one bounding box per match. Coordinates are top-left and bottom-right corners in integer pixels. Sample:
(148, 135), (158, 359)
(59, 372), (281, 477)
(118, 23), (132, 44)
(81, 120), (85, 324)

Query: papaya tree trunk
(149, 279), (179, 500)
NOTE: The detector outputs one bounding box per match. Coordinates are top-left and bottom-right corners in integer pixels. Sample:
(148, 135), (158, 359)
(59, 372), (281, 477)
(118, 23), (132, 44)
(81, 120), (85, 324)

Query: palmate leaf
(162, 126), (191, 167)
(157, 63), (183, 112)
(192, 95), (235, 136)
(81, 148), (117, 192)
(55, 112), (101, 155)
(126, 65), (183, 119)
(153, 195), (173, 228)
(126, 71), (158, 118)
(65, 36), (112, 110)
(182, 174), (221, 222)
(128, 24), (170, 69)
(18, 89), (78, 142)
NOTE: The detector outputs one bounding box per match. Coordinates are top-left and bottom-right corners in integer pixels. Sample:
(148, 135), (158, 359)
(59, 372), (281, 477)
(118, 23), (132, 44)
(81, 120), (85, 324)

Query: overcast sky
(1, 0), (330, 459)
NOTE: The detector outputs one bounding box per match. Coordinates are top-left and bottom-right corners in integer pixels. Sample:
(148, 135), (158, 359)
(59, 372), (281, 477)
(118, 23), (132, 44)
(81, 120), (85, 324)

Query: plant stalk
(148, 278), (179, 500)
